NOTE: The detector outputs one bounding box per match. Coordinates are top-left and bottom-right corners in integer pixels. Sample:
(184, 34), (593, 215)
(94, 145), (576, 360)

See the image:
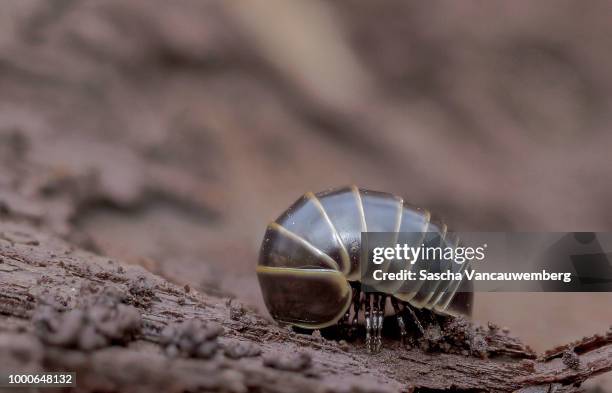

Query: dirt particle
(419, 324), (443, 352)
(223, 340), (261, 359)
(263, 351), (312, 372)
(471, 335), (488, 358)
(160, 319), (223, 359)
(229, 304), (246, 321)
(519, 359), (536, 372)
(129, 277), (155, 297)
(435, 316), (474, 352)
(33, 291), (141, 351)
(128, 276), (156, 308)
(562, 349), (580, 370)
(184, 284), (190, 293)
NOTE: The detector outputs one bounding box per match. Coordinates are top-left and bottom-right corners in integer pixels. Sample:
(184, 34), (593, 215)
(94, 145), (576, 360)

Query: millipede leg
(403, 302), (425, 335)
(351, 284), (361, 328)
(339, 310), (350, 336)
(343, 284), (361, 339)
(372, 294), (380, 353)
(364, 293), (373, 353)
(375, 294), (385, 352)
(391, 298), (407, 344)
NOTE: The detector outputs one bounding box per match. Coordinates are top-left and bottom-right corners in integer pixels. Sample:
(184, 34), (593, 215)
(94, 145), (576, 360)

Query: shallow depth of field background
(1, 0), (611, 387)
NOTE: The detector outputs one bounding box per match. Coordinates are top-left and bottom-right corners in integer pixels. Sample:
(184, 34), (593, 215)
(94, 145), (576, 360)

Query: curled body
(256, 186), (474, 352)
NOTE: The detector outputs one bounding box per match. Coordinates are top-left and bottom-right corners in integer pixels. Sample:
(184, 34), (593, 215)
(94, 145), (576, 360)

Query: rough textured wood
(0, 220), (610, 393)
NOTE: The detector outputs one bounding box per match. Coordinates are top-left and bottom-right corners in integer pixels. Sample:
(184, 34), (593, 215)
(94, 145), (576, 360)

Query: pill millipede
(256, 186), (473, 352)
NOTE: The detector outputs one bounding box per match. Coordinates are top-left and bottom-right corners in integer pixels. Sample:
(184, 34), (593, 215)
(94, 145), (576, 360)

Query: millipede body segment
(256, 186), (473, 352)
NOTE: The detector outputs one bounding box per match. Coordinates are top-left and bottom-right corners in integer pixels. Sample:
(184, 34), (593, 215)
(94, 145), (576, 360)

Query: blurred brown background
(1, 0), (611, 388)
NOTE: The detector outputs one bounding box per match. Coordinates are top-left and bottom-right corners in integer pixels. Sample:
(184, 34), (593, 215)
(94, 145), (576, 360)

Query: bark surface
(0, 220), (610, 392)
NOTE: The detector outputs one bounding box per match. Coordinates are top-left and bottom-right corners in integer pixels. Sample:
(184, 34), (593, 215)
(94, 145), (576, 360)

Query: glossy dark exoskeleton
(257, 186), (473, 352)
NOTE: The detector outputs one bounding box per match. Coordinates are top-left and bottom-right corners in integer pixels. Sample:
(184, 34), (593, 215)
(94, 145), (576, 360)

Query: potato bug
(257, 186), (473, 352)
